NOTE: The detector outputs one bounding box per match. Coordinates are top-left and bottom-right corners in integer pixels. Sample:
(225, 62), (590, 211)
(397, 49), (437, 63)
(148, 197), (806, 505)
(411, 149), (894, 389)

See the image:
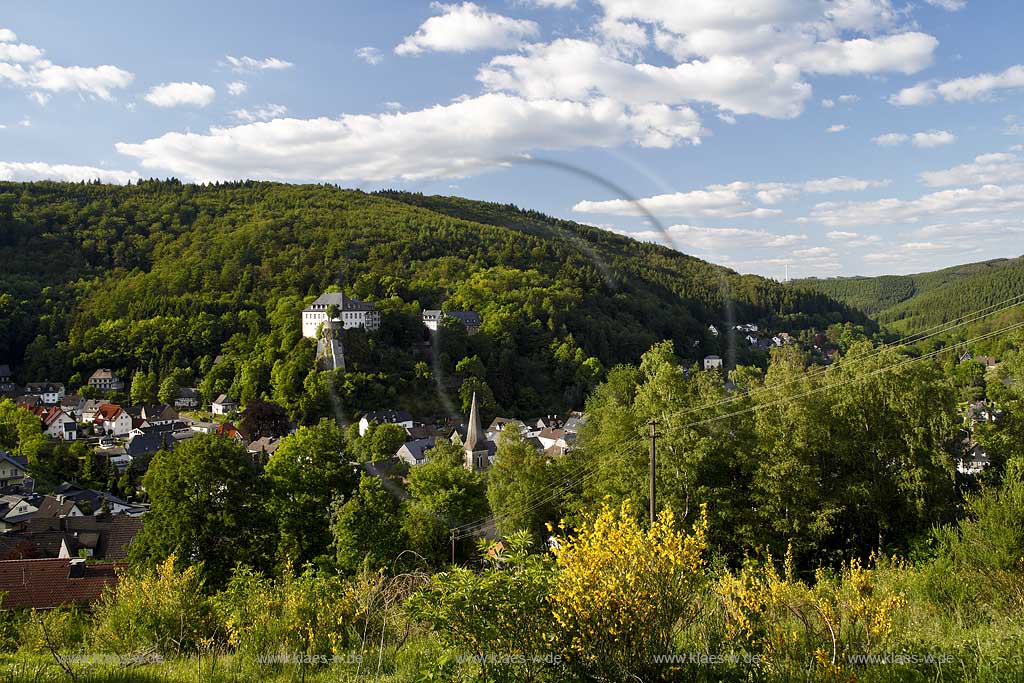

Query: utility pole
(648, 420), (657, 524)
(450, 529), (456, 564)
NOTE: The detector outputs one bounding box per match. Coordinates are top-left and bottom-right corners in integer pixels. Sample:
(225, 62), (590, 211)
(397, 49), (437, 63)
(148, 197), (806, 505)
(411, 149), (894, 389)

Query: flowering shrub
(91, 556), (218, 657)
(407, 531), (555, 683)
(215, 566), (358, 661)
(548, 500), (709, 681)
(717, 551), (907, 680)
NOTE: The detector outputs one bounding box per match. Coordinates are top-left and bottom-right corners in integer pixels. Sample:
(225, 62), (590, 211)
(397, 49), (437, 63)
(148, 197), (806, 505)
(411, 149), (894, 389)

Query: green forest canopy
(0, 180), (865, 419)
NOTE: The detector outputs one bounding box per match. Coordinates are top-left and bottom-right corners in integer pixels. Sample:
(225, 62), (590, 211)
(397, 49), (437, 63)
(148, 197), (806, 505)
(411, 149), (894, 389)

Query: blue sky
(2, 0), (1023, 279)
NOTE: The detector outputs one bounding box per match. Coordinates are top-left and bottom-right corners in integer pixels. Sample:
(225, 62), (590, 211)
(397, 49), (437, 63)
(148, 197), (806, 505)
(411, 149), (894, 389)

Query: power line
(450, 317), (1024, 542)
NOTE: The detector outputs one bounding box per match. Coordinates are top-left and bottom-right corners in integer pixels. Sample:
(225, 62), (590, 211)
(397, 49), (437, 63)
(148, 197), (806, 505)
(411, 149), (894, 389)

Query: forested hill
(0, 180), (862, 418)
(793, 257), (1024, 334)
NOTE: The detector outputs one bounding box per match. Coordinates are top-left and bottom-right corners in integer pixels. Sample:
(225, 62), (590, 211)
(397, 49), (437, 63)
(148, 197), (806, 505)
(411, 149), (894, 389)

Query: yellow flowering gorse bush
(548, 500), (708, 680)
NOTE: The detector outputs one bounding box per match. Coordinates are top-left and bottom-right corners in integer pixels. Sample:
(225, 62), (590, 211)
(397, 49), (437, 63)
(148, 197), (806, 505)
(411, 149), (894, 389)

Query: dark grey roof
(422, 310), (480, 326)
(0, 452), (27, 472)
(126, 432), (169, 458)
(363, 409), (413, 424)
(398, 437), (437, 464)
(25, 382), (63, 394)
(306, 292), (376, 312)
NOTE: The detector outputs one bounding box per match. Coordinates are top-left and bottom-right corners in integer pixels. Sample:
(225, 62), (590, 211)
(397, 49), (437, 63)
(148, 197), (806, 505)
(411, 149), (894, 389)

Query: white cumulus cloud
(115, 93), (704, 182)
(396, 2), (539, 55)
(225, 55), (293, 72)
(232, 104), (288, 122)
(355, 47), (384, 65)
(920, 152), (1024, 187)
(0, 161), (140, 184)
(144, 82), (216, 108)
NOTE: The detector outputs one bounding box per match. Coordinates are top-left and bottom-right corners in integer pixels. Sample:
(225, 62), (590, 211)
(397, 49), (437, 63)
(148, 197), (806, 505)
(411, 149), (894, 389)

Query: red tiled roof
(0, 558), (122, 610)
(93, 403), (124, 423)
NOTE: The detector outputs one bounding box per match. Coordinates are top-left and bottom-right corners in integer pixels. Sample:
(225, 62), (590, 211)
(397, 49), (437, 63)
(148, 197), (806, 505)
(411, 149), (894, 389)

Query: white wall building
(302, 292), (381, 339)
(704, 355), (723, 370)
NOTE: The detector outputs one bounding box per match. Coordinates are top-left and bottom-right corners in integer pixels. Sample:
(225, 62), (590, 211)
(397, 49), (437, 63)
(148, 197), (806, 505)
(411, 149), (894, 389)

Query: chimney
(68, 558), (86, 579)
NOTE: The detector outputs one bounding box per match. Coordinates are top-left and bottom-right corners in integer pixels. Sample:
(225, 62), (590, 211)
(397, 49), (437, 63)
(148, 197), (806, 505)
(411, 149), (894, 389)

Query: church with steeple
(462, 392), (495, 472)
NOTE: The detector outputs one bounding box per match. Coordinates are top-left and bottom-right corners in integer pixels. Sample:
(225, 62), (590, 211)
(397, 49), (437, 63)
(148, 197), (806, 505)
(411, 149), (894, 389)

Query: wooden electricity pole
(648, 420), (657, 524)
(450, 529), (456, 564)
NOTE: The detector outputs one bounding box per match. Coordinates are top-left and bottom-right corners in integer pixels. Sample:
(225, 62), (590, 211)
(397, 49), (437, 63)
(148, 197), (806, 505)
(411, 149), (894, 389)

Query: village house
(966, 400), (1003, 427)
(13, 395), (40, 410)
(174, 387), (200, 410)
(704, 355), (724, 370)
(485, 417), (528, 442)
(0, 365), (14, 394)
(247, 436), (282, 459)
(422, 310), (482, 334)
(736, 323), (759, 333)
(189, 420), (217, 434)
(211, 394), (239, 416)
(0, 493), (84, 531)
(958, 440), (991, 476)
(0, 558), (122, 611)
(35, 406), (77, 440)
(301, 292), (381, 339)
(0, 452), (28, 490)
(51, 483), (148, 516)
(81, 398), (107, 423)
(215, 422), (248, 443)
(24, 382), (64, 405)
(93, 403), (132, 437)
(707, 324), (720, 337)
(88, 369), (125, 393)
(60, 394), (85, 419)
(563, 413), (585, 434)
(396, 437), (437, 466)
(2, 514), (143, 561)
(126, 404), (179, 427)
(536, 427), (574, 456)
(359, 409), (414, 436)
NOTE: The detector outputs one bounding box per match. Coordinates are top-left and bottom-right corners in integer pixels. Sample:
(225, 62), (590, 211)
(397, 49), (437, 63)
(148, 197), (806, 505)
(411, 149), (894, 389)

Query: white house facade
(704, 355), (724, 370)
(25, 383), (65, 405)
(301, 293), (381, 339)
(358, 409), (414, 436)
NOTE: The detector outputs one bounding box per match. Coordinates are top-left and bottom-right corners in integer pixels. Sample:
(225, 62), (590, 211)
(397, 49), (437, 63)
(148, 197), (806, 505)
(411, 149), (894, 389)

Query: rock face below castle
(316, 319), (346, 372)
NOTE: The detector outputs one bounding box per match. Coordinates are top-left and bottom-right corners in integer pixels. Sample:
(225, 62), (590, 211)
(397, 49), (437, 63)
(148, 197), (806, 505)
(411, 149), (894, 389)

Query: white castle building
(301, 292), (381, 339)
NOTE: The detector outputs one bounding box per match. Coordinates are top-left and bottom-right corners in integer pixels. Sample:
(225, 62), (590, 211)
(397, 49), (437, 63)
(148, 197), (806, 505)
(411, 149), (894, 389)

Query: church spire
(464, 391), (483, 454)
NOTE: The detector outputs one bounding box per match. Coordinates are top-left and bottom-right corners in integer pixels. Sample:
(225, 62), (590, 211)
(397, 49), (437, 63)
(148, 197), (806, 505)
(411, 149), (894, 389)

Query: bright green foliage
(129, 435), (276, 586)
(0, 398), (46, 467)
(130, 369), (158, 405)
(0, 181), (863, 423)
(407, 531), (554, 683)
(157, 374), (180, 405)
(92, 556), (218, 656)
(364, 423), (408, 461)
(332, 474), (407, 574)
(487, 426), (554, 539)
(215, 566), (358, 660)
(264, 419), (355, 570)
(795, 256), (1024, 334)
(582, 340), (960, 569)
(403, 440), (488, 565)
